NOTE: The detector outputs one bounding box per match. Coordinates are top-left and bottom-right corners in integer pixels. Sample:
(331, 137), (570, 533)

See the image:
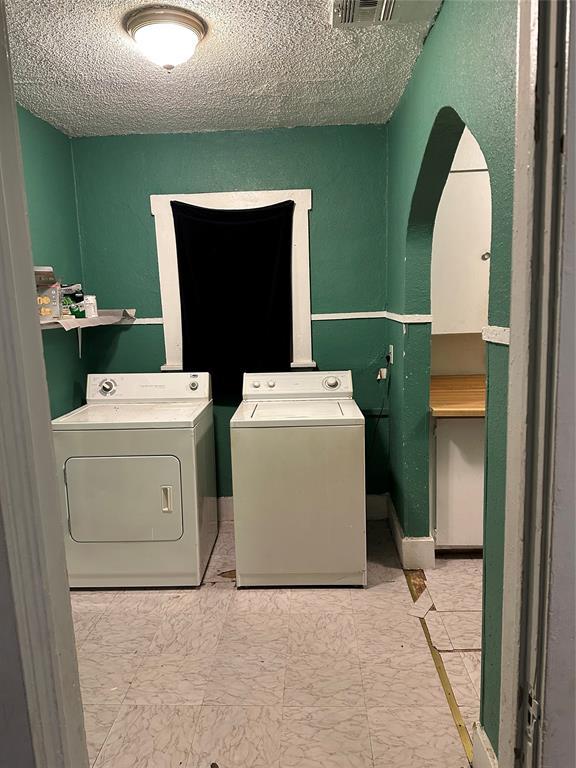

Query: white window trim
(150, 189), (315, 371)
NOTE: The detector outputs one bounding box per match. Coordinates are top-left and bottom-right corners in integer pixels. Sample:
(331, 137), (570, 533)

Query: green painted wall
(384, 0), (517, 752)
(17, 108), (86, 418)
(71, 125), (390, 495)
(71, 126), (387, 315)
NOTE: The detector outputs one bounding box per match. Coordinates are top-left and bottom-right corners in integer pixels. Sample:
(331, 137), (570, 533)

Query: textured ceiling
(5, 1), (440, 137)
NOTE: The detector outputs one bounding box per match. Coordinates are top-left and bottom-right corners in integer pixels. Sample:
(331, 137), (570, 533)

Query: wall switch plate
(377, 368), (387, 381)
(388, 344), (394, 365)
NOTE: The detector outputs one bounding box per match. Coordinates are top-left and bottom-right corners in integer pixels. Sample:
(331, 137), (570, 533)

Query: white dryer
(52, 372), (217, 587)
(231, 371), (366, 587)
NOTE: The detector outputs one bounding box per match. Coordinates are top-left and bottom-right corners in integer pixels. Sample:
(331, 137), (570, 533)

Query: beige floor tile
(73, 611), (101, 648)
(357, 637), (429, 664)
(424, 611), (453, 651)
(280, 707), (373, 768)
(351, 582), (414, 611)
(368, 703), (468, 768)
(284, 653), (364, 708)
(70, 590), (119, 611)
(425, 558), (483, 612)
(289, 589), (353, 614)
(288, 613), (357, 657)
(460, 651), (482, 695)
(124, 653), (215, 705)
(218, 612), (289, 654)
(163, 585), (233, 616)
(94, 704), (199, 768)
(230, 589), (291, 614)
(150, 609), (226, 655)
(105, 590), (173, 616)
(440, 611), (482, 651)
(83, 703), (120, 766)
(205, 648), (287, 705)
(187, 705), (282, 768)
(360, 649), (445, 708)
(82, 612), (161, 656)
(79, 651), (143, 705)
(354, 609), (427, 661)
(440, 652), (480, 709)
(460, 703), (481, 736)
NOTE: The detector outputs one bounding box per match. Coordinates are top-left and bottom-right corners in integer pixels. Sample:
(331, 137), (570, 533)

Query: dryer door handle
(161, 485), (173, 514)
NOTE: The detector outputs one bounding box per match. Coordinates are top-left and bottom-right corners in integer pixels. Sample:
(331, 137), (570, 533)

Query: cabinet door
(65, 455), (183, 542)
(435, 418), (485, 547)
(431, 171), (491, 334)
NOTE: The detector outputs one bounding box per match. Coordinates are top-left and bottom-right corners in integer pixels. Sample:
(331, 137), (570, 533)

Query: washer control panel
(86, 372), (211, 402)
(243, 371), (353, 400)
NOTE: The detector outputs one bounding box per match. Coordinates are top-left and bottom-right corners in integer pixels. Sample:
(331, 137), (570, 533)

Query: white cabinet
(431, 417), (485, 548)
(431, 170), (491, 335)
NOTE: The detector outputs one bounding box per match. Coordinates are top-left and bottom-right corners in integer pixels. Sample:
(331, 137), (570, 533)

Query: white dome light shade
(125, 7), (207, 71)
(133, 22), (200, 68)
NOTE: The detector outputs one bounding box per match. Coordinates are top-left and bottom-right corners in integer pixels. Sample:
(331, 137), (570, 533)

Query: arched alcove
(404, 106), (466, 313)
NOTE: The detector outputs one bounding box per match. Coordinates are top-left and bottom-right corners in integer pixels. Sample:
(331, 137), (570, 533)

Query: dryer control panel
(242, 371), (353, 400)
(86, 372), (211, 403)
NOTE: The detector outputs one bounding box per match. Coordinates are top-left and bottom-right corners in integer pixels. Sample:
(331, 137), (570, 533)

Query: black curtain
(171, 200), (295, 403)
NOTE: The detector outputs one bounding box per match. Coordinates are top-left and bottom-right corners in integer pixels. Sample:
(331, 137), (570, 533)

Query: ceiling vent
(331, 0), (441, 28)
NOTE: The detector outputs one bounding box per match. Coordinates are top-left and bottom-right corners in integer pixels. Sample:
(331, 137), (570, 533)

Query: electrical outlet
(388, 344), (394, 365)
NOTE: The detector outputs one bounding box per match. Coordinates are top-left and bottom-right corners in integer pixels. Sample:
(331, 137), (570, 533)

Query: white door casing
(150, 190), (314, 371)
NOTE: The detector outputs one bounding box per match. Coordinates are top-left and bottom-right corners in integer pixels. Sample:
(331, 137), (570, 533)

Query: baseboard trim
(217, 496), (234, 522)
(472, 726), (499, 767)
(385, 493), (436, 569)
(366, 494), (389, 520)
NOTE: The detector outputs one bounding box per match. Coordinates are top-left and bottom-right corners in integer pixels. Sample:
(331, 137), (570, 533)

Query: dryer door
(65, 455), (183, 542)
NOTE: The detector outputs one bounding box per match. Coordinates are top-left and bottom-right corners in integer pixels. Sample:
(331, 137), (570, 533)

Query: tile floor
(422, 555), (483, 735)
(72, 522), (472, 768)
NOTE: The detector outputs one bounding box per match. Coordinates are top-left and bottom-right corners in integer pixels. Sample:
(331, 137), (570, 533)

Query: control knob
(324, 376), (340, 389)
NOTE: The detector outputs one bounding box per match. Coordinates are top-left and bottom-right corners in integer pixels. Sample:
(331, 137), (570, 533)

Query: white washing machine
(231, 371), (366, 587)
(52, 372), (217, 587)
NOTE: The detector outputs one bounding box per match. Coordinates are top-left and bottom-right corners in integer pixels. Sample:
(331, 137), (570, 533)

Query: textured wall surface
(72, 124), (390, 495)
(6, 0), (438, 136)
(17, 107), (86, 418)
(71, 124), (388, 315)
(383, 0), (518, 753)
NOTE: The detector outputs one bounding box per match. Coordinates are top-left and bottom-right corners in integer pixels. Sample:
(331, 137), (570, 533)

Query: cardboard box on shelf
(34, 266), (60, 321)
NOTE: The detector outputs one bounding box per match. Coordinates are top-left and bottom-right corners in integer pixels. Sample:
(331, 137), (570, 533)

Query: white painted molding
(472, 726), (499, 768)
(482, 325), (511, 345)
(311, 310), (433, 324)
(312, 311), (389, 321)
(217, 496), (234, 522)
(384, 309), (433, 324)
(366, 494), (389, 520)
(151, 189), (314, 370)
(117, 317), (164, 325)
(385, 493), (436, 569)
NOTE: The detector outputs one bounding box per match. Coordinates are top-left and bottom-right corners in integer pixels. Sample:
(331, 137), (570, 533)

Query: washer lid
(52, 400), (210, 430)
(231, 398), (364, 428)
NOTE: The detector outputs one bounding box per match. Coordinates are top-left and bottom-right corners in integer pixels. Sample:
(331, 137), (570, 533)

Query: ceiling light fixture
(124, 5), (207, 71)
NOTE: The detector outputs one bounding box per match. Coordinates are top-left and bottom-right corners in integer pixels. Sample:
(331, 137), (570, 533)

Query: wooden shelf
(430, 374), (486, 417)
(40, 309), (135, 331)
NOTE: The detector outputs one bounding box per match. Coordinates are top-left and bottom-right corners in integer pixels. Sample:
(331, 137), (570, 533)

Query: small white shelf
(40, 309), (136, 331)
